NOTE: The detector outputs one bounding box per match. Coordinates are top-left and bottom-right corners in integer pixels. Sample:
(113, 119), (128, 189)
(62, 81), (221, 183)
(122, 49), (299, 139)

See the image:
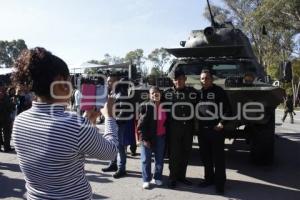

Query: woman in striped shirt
(12, 47), (118, 200)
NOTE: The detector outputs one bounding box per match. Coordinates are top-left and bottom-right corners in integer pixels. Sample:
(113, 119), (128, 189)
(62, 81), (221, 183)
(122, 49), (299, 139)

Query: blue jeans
(108, 123), (127, 172)
(140, 135), (166, 182)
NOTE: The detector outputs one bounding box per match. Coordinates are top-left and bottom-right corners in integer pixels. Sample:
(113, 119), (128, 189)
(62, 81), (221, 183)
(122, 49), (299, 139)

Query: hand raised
(100, 95), (115, 118)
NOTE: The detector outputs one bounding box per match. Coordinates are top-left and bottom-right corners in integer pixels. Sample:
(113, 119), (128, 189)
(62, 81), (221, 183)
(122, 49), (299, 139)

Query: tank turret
(169, 0), (257, 59)
(180, 23), (256, 59)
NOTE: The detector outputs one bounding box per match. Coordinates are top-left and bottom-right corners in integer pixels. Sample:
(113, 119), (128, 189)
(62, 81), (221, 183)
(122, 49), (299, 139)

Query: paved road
(1, 110), (300, 200)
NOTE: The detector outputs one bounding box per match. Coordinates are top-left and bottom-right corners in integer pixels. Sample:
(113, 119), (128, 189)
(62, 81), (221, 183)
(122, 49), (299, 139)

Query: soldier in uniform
(197, 69), (231, 195)
(282, 94), (295, 124)
(163, 68), (198, 188)
(0, 85), (15, 152)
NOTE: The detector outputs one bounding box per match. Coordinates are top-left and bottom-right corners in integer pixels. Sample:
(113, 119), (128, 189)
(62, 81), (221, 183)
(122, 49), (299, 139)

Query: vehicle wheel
(250, 109), (275, 165)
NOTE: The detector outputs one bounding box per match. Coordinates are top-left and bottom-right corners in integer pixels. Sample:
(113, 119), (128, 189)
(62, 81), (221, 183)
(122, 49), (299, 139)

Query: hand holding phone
(100, 95), (115, 118)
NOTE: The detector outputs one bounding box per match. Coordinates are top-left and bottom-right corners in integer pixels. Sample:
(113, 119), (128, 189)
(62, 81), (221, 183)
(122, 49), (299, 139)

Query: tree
(0, 39), (27, 68)
(147, 66), (163, 85)
(84, 60), (103, 74)
(124, 49), (148, 77)
(205, 0), (298, 74)
(203, 4), (232, 25)
(87, 60), (102, 65)
(102, 53), (124, 65)
(150, 66), (161, 76)
(84, 67), (98, 74)
(253, 0), (300, 34)
(148, 48), (171, 74)
(291, 59), (300, 105)
(111, 56), (125, 64)
(125, 49), (145, 66)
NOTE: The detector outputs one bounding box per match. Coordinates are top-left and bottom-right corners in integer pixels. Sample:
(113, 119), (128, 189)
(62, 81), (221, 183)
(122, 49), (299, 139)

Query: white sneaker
(142, 182), (150, 189)
(151, 179), (163, 186)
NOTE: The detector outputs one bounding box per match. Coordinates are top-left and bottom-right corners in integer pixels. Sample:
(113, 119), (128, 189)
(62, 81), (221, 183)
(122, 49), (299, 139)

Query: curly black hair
(12, 47), (69, 98)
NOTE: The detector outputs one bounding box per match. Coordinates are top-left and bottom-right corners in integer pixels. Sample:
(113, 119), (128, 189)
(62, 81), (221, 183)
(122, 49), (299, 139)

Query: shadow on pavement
(184, 130), (300, 197)
(93, 193), (109, 199)
(0, 162), (21, 173)
(85, 158), (109, 165)
(225, 135), (300, 191)
(87, 174), (113, 184)
(160, 177), (299, 200)
(125, 170), (142, 178)
(0, 171), (26, 199)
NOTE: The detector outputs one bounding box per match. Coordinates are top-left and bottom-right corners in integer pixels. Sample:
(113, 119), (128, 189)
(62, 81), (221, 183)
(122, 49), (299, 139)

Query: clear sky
(0, 0), (224, 67)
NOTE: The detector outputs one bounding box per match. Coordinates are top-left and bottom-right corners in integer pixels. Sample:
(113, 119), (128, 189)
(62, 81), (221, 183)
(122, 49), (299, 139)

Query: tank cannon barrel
(204, 27), (215, 36)
(204, 27), (217, 43)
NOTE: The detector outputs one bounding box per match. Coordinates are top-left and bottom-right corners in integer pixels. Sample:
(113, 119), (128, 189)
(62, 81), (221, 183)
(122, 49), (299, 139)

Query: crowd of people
(67, 64), (230, 194)
(3, 46), (236, 199)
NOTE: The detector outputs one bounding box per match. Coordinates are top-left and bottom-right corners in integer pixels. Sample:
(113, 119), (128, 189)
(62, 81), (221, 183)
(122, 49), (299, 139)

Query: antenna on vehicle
(206, 0), (218, 27)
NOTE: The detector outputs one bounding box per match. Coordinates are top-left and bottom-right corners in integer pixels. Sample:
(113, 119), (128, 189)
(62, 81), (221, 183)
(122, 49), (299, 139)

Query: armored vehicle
(164, 1), (285, 164)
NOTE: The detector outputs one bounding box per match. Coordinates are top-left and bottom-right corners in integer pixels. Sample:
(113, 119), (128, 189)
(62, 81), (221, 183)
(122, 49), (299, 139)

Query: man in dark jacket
(0, 85), (15, 152)
(101, 74), (134, 179)
(197, 69), (231, 195)
(282, 95), (295, 124)
(163, 68), (198, 188)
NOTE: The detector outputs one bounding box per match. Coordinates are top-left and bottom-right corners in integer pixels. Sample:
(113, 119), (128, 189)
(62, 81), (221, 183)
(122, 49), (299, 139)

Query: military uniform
(163, 86), (198, 183)
(282, 96), (294, 123)
(197, 83), (231, 190)
(0, 95), (14, 152)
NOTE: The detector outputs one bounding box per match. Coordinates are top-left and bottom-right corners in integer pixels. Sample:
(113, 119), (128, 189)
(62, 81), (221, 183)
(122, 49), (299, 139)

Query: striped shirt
(12, 102), (118, 200)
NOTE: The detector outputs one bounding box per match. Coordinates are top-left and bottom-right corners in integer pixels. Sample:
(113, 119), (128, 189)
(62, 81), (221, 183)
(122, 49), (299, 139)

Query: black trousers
(129, 144), (137, 153)
(168, 123), (193, 180)
(198, 127), (226, 186)
(0, 121), (12, 151)
(282, 111), (294, 123)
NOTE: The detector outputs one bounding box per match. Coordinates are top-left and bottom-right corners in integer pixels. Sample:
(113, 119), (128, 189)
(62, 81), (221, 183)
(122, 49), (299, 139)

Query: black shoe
(198, 180), (214, 188)
(168, 179), (176, 189)
(178, 178), (193, 185)
(113, 170), (126, 179)
(216, 185), (225, 195)
(4, 148), (15, 153)
(102, 165), (118, 172)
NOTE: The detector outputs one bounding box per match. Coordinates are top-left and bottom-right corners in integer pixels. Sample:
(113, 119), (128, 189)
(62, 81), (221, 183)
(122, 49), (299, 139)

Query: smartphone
(80, 83), (96, 111)
(95, 84), (108, 110)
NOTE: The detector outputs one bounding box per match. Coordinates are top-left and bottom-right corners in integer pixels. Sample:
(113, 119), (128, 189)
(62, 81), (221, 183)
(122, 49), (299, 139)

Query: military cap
(169, 67), (185, 79)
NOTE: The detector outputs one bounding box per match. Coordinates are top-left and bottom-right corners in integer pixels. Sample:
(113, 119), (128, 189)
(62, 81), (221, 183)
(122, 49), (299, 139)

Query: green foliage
(104, 53), (125, 65)
(150, 66), (161, 76)
(84, 67), (98, 74)
(253, 0), (300, 34)
(83, 60), (104, 75)
(124, 49), (148, 77)
(124, 49), (144, 65)
(99, 60), (109, 65)
(0, 39), (27, 68)
(266, 63), (280, 80)
(148, 48), (171, 73)
(203, 3), (232, 25)
(202, 0), (298, 78)
(292, 59), (300, 82)
(88, 60), (102, 65)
